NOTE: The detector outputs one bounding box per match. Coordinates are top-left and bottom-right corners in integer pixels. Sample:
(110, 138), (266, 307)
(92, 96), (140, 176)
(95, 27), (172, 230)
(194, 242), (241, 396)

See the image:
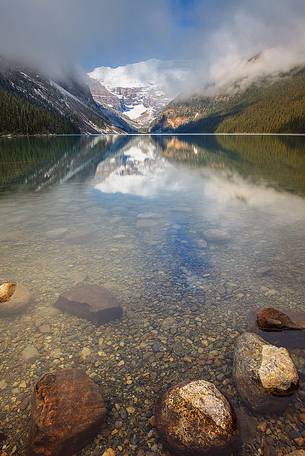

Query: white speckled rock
(156, 380), (239, 455)
(233, 332), (299, 413)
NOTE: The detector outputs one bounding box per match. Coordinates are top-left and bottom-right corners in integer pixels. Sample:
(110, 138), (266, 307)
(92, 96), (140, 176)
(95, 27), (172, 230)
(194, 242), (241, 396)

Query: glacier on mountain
(88, 59), (191, 126)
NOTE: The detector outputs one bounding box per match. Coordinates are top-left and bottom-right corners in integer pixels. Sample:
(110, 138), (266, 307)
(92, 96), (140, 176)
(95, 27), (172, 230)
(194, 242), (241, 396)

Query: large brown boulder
(0, 282), (31, 314)
(233, 333), (299, 413)
(28, 369), (106, 456)
(256, 307), (305, 331)
(155, 380), (239, 455)
(54, 282), (123, 325)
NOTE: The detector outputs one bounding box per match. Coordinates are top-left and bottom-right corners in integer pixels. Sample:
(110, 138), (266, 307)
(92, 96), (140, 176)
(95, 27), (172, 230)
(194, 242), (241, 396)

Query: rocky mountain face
(3, 54), (305, 135)
(0, 57), (130, 135)
(88, 59), (190, 129)
(89, 79), (123, 112)
(151, 66), (305, 134)
(88, 79), (138, 133)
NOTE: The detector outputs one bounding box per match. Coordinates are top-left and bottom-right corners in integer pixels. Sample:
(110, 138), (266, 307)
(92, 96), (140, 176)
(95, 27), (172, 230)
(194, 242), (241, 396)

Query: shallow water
(1, 134), (305, 455)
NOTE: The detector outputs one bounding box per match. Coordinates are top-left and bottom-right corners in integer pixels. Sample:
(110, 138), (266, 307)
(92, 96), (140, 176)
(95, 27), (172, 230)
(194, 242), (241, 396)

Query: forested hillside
(0, 88), (77, 135)
(0, 57), (124, 136)
(151, 67), (305, 133)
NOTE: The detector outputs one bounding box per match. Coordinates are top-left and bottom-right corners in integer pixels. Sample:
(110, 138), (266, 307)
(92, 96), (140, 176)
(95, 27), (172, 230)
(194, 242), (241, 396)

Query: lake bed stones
(233, 332), (299, 413)
(28, 368), (106, 456)
(156, 380), (239, 455)
(54, 282), (123, 325)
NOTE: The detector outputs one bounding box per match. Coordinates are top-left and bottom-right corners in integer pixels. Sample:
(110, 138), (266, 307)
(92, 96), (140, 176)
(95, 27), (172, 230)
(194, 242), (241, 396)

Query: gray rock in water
(0, 380), (8, 390)
(161, 316), (176, 331)
(256, 266), (272, 277)
(54, 282), (123, 325)
(136, 219), (160, 229)
(36, 307), (60, 318)
(21, 345), (40, 362)
(136, 212), (161, 229)
(233, 332), (299, 413)
(64, 227), (97, 244)
(137, 212), (160, 219)
(197, 239), (208, 249)
(204, 229), (230, 243)
(156, 380), (239, 455)
(38, 324), (51, 334)
(46, 227), (69, 240)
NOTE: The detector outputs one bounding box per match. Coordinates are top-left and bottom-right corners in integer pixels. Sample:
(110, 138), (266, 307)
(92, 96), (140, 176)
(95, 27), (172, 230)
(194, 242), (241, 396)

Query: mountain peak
(88, 59), (191, 126)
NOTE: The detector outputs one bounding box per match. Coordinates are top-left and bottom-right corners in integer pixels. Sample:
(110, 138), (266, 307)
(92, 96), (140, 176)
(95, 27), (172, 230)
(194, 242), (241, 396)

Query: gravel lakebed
(1, 190), (305, 455)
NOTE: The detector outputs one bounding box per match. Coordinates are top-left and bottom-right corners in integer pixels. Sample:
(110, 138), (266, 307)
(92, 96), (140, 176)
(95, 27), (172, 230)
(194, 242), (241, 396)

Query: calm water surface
(1, 135), (305, 455)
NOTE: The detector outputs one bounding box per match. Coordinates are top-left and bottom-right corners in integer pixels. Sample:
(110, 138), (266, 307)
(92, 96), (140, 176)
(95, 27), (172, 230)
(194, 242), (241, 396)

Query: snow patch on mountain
(126, 103), (147, 120)
(88, 59), (191, 126)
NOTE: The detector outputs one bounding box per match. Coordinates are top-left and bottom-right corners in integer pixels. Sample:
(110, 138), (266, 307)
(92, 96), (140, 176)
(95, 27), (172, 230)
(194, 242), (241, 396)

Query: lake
(1, 134), (305, 455)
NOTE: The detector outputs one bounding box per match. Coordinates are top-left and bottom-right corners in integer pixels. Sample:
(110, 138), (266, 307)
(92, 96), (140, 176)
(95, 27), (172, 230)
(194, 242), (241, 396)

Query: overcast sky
(0, 0), (305, 88)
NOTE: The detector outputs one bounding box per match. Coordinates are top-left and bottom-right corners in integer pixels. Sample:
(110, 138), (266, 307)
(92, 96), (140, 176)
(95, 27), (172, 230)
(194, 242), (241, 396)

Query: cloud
(0, 0), (176, 78)
(0, 0), (305, 91)
(201, 169), (305, 224)
(183, 0), (305, 94)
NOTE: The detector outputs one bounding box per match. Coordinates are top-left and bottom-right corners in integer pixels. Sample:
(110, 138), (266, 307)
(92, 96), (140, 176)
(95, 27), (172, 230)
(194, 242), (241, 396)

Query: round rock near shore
(155, 379), (239, 455)
(0, 282), (31, 314)
(233, 332), (299, 413)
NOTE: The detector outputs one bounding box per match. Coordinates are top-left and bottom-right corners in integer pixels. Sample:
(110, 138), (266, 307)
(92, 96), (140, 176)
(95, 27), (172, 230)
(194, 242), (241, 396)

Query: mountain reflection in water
(1, 134), (305, 455)
(93, 135), (305, 223)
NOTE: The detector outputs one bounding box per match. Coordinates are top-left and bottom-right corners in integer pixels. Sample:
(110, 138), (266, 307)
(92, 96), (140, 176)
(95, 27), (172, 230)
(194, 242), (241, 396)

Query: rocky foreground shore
(1, 279), (305, 456)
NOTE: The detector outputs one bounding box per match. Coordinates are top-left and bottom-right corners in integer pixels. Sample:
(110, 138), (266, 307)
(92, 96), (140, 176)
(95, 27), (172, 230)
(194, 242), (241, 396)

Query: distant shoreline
(1, 132), (305, 139)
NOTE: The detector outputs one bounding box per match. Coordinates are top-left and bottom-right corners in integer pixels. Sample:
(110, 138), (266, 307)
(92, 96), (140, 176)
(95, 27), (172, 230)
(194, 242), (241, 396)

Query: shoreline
(1, 132), (305, 139)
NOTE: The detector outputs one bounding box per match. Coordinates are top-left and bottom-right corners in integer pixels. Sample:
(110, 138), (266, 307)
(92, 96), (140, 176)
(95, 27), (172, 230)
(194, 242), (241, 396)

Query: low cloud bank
(0, 0), (305, 93)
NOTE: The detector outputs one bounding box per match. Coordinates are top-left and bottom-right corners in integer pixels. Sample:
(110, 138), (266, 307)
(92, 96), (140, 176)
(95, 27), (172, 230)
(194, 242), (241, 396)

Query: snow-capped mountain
(88, 59), (191, 127)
